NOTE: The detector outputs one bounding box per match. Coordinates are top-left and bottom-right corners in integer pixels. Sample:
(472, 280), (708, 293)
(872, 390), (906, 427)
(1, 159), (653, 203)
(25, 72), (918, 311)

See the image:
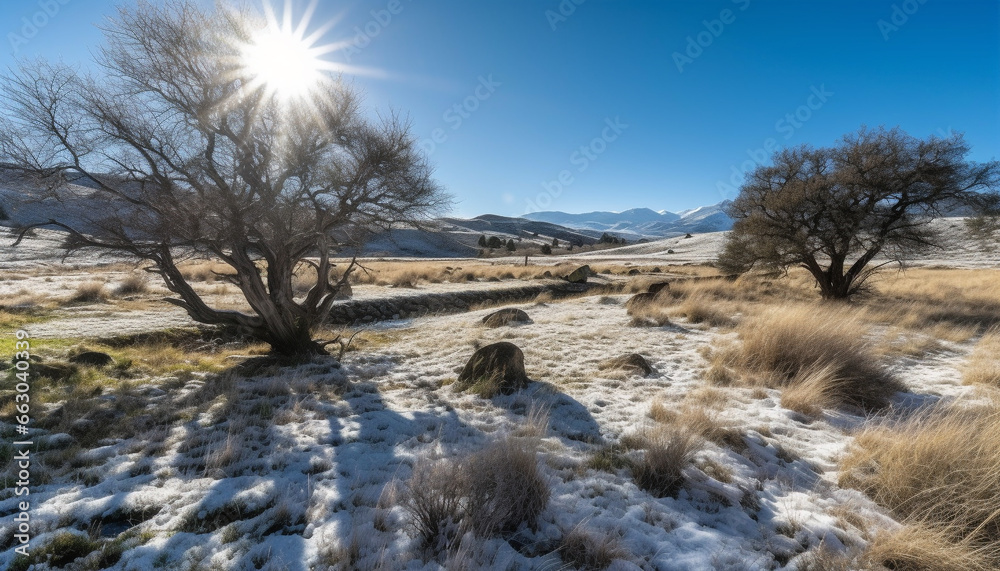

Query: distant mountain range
(521, 201), (734, 239)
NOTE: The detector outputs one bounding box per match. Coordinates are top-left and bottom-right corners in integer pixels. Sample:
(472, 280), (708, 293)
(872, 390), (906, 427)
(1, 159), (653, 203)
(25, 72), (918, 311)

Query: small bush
(719, 304), (903, 410)
(71, 281), (108, 303)
(629, 426), (699, 498)
(840, 403), (1000, 567)
(559, 525), (629, 570)
(114, 273), (149, 296)
(404, 438), (550, 550)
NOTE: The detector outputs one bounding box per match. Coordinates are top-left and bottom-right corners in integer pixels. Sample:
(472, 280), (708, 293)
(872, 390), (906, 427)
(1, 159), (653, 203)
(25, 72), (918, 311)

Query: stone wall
(326, 280), (589, 325)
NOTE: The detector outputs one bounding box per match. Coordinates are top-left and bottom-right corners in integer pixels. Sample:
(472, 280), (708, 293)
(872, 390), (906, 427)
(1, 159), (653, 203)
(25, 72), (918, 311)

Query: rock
(652, 267), (661, 273)
(647, 282), (671, 295)
(456, 342), (529, 396)
(684, 233), (693, 239)
(565, 265), (592, 284)
(31, 362), (79, 381)
(627, 268), (641, 275)
(667, 249), (675, 254)
(599, 353), (654, 377)
(69, 351), (115, 367)
(542, 271), (552, 278)
(482, 308), (531, 328)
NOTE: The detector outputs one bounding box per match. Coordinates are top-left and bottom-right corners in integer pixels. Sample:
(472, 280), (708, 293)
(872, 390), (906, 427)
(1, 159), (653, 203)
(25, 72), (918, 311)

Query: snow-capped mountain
(522, 200), (733, 239)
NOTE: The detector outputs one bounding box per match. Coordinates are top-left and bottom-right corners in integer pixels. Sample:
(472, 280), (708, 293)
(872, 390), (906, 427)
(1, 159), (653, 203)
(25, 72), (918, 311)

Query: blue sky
(2, 0), (999, 218)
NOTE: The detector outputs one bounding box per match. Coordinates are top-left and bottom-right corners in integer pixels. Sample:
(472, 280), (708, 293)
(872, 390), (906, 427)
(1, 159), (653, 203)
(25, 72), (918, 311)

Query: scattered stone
(599, 353), (654, 377)
(565, 265), (592, 284)
(627, 269), (641, 275)
(684, 233), (693, 239)
(667, 249), (675, 254)
(652, 267), (661, 272)
(482, 308), (531, 328)
(542, 271), (553, 278)
(647, 282), (671, 295)
(69, 351), (115, 367)
(456, 342), (529, 396)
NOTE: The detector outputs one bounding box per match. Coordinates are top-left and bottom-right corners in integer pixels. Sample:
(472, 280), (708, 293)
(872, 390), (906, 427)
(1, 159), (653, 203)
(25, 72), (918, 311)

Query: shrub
(840, 403), (1000, 567)
(463, 439), (549, 536)
(71, 281), (108, 303)
(404, 438), (550, 549)
(114, 273), (149, 296)
(629, 426), (699, 498)
(719, 304), (903, 410)
(558, 525), (629, 570)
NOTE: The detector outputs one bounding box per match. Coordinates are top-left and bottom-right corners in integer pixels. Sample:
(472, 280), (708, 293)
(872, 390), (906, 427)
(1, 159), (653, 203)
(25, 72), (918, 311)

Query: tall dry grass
(962, 328), (1000, 386)
(711, 304), (904, 411)
(840, 402), (1000, 567)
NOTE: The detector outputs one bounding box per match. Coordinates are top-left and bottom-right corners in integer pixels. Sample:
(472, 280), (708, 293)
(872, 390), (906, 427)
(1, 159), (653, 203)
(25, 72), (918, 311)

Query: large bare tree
(719, 126), (999, 299)
(0, 1), (447, 355)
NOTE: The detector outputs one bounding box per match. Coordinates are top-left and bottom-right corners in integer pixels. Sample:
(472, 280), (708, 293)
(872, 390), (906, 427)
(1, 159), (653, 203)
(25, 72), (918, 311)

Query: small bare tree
(0, 2), (447, 355)
(719, 126), (999, 299)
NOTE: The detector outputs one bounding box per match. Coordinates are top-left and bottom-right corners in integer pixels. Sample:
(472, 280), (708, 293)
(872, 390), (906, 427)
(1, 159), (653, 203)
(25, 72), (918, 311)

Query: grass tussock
(715, 304), (903, 411)
(71, 281), (109, 303)
(114, 273), (149, 296)
(404, 437), (549, 550)
(558, 525), (630, 570)
(962, 328), (1000, 386)
(840, 403), (1000, 567)
(625, 425), (700, 498)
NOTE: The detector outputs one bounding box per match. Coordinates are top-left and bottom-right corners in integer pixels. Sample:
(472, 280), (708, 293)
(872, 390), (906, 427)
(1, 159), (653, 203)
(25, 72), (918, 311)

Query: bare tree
(719, 126), (999, 299)
(0, 1), (448, 355)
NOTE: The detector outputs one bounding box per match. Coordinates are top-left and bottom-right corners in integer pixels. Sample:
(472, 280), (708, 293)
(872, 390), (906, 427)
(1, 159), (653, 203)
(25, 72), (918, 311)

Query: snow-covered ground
(0, 289), (984, 570)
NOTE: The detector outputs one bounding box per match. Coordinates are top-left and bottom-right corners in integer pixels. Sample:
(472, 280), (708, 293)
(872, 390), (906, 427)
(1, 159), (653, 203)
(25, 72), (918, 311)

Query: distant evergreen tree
(552, 237), (559, 247)
(505, 239), (515, 251)
(478, 235), (487, 247)
(541, 244), (552, 255)
(487, 236), (503, 249)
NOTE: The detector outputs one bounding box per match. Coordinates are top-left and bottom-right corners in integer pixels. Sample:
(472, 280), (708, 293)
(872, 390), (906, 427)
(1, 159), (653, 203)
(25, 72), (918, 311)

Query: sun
(242, 26), (325, 101)
(239, 1), (347, 103)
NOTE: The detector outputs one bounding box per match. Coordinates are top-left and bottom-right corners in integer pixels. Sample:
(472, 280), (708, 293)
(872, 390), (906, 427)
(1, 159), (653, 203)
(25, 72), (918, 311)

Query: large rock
(564, 265), (592, 284)
(482, 308), (531, 328)
(456, 342), (529, 396)
(69, 351), (115, 367)
(599, 353), (654, 377)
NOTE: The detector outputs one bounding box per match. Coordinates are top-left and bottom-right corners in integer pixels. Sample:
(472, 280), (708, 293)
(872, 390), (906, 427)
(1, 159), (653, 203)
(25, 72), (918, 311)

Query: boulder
(456, 342), (529, 396)
(627, 269), (641, 276)
(647, 282), (671, 295)
(69, 351), (115, 367)
(599, 353), (654, 377)
(565, 265), (592, 284)
(482, 308), (531, 328)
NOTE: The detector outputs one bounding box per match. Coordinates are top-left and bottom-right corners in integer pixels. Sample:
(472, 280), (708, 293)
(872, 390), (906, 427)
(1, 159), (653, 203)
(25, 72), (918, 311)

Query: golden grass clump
(717, 304), (904, 411)
(962, 328), (1000, 386)
(71, 281), (109, 303)
(839, 403), (1000, 567)
(114, 273), (149, 296)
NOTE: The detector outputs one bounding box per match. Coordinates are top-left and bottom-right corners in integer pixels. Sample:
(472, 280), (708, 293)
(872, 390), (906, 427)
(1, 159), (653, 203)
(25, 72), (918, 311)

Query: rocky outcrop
(482, 308), (531, 328)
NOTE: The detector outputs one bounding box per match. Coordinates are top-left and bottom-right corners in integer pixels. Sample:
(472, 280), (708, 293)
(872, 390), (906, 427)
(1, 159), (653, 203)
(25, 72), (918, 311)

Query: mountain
(522, 201), (733, 239)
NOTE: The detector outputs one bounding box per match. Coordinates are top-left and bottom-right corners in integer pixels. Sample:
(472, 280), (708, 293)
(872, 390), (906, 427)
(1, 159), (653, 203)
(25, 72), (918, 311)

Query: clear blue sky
(3, 0), (999, 218)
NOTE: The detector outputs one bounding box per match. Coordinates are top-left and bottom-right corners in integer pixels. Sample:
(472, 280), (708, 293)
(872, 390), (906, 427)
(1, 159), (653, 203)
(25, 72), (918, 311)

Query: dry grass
(71, 281), (109, 303)
(114, 273), (150, 296)
(404, 437), (549, 549)
(779, 364), (848, 418)
(963, 329), (1000, 386)
(840, 402), (1000, 567)
(714, 304), (903, 411)
(558, 525), (629, 570)
(626, 425), (700, 498)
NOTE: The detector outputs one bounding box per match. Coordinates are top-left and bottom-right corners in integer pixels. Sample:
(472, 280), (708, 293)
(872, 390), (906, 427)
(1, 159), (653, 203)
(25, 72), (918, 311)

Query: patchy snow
(0, 290), (983, 570)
